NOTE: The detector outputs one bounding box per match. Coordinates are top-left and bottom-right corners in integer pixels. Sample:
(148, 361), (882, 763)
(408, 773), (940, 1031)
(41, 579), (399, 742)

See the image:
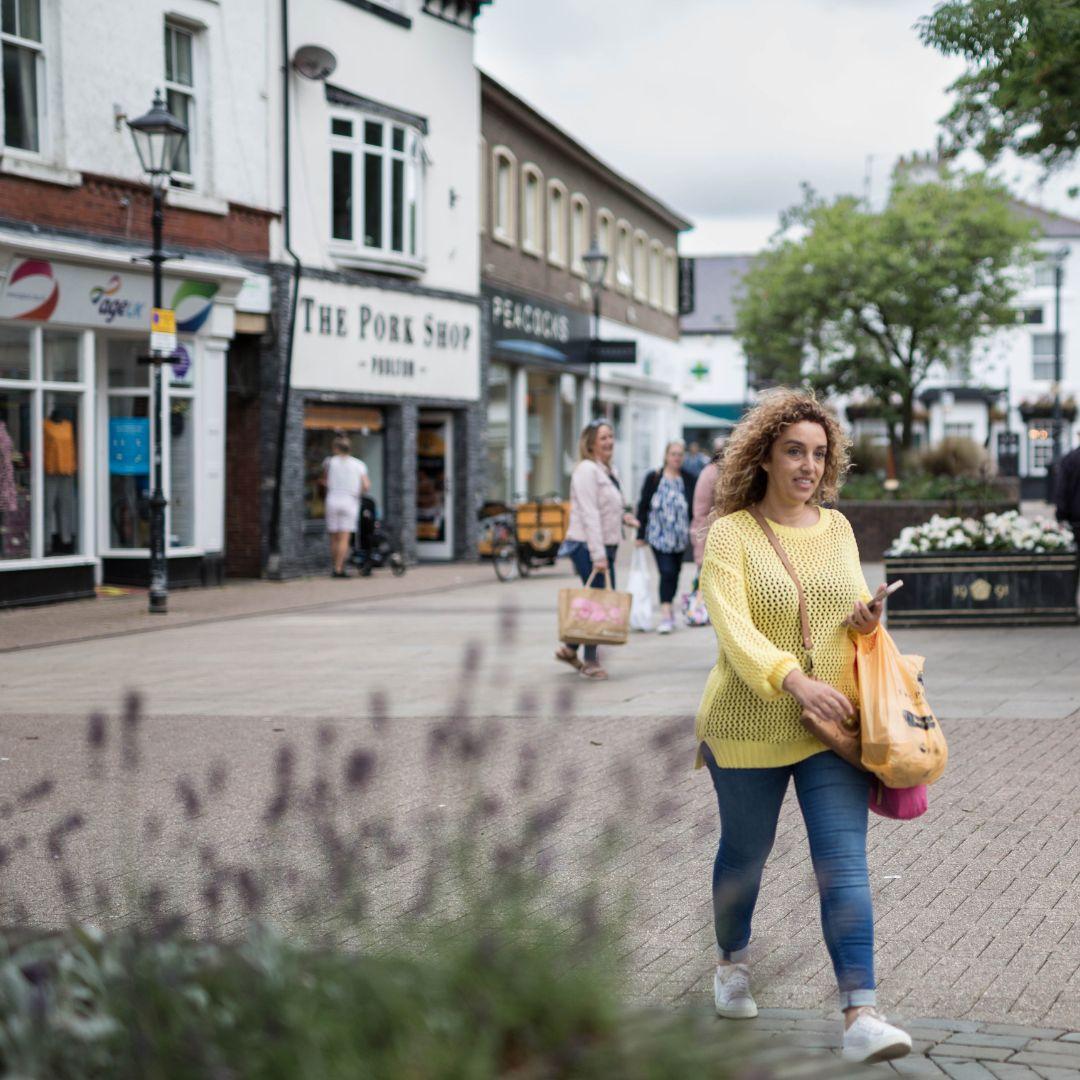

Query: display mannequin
(43, 404), (77, 554)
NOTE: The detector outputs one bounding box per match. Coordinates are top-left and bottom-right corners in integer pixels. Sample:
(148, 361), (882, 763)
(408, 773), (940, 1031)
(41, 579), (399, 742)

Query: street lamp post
(127, 91), (189, 614)
(582, 237), (609, 419)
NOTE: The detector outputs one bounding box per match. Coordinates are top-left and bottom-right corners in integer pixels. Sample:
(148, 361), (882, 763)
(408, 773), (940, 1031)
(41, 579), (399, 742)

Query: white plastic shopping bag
(627, 546), (654, 631)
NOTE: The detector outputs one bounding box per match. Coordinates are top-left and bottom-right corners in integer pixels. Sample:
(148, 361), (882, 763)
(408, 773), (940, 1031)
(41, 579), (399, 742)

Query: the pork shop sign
(292, 283), (479, 400)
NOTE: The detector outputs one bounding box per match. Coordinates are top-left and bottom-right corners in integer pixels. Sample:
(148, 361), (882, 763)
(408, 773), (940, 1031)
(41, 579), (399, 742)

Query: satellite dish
(292, 44), (337, 81)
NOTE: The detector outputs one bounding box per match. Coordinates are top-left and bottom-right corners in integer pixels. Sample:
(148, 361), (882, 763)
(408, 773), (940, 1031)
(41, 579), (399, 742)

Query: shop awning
(491, 338), (588, 371)
(681, 402), (743, 429)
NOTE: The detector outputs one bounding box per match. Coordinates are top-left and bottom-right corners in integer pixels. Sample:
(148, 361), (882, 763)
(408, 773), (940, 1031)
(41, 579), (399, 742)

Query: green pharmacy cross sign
(690, 361), (710, 381)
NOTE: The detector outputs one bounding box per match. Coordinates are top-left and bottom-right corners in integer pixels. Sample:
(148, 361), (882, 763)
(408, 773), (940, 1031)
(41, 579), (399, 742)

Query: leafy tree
(736, 172), (1036, 460)
(918, 0), (1080, 169)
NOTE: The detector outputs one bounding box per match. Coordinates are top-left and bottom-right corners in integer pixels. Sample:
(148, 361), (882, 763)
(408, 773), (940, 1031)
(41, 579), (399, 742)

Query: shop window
(547, 180), (567, 268)
(526, 370), (559, 495)
(303, 403), (385, 522)
(330, 113), (424, 262)
(0, 387), (31, 560)
(169, 393), (195, 548)
(164, 20), (196, 180)
(492, 146), (515, 246)
(43, 330), (80, 381)
(1032, 333), (1064, 381)
(1, 0), (43, 153)
(597, 209), (615, 288)
(485, 363), (512, 503)
(570, 194), (589, 277)
(521, 163), (543, 256)
(107, 394), (151, 551)
(0, 325), (87, 561)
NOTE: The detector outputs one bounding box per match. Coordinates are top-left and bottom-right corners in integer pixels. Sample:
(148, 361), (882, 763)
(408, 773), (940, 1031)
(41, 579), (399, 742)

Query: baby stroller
(350, 495), (406, 577)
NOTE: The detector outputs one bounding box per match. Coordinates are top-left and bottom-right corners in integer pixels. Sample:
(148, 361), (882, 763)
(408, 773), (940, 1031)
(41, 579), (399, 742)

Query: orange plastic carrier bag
(855, 629), (948, 788)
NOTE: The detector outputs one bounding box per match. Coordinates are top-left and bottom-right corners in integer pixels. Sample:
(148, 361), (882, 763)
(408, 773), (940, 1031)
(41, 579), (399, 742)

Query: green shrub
(915, 437), (988, 478)
(848, 437), (887, 477)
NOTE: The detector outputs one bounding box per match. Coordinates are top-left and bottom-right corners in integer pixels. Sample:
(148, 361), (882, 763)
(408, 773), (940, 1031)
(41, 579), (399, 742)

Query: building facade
(480, 74), (690, 503)
(263, 0), (490, 573)
(677, 254), (753, 447)
(0, 0), (274, 608)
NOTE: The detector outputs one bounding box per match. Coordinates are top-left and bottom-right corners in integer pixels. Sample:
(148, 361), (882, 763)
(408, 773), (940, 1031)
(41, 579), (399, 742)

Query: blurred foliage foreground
(0, 659), (871, 1079)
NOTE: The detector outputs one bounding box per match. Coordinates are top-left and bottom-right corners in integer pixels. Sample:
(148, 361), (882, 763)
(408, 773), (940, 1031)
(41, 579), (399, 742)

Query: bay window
(330, 112), (424, 264)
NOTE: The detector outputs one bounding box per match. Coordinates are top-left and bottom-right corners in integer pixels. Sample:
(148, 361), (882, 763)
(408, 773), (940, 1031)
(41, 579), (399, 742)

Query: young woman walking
(696, 388), (911, 1065)
(635, 440), (695, 633)
(555, 420), (638, 680)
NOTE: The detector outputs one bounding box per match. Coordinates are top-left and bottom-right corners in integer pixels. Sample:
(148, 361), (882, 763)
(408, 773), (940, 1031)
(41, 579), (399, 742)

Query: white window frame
(0, 324), (93, 566)
(1033, 262), (1057, 289)
(663, 248), (677, 314)
(943, 422), (975, 441)
(329, 110), (427, 271)
(570, 194), (589, 277)
(164, 20), (197, 185)
(597, 209), (615, 288)
(615, 219), (632, 294)
(633, 230), (649, 303)
(521, 163), (543, 257)
(1031, 332), (1064, 381)
(492, 145), (516, 247)
(547, 179), (568, 269)
(1, 0), (45, 157)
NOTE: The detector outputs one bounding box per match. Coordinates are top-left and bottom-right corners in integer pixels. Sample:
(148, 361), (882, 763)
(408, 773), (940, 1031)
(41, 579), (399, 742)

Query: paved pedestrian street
(2, 559), (1080, 1077)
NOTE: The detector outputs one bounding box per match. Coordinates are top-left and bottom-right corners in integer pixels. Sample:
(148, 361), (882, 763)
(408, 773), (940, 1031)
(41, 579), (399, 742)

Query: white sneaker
(657, 618), (674, 635)
(841, 1008), (912, 1063)
(714, 962), (757, 1018)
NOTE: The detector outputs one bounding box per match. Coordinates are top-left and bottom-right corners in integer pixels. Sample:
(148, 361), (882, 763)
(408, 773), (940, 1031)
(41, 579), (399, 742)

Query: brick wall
(0, 172), (273, 258)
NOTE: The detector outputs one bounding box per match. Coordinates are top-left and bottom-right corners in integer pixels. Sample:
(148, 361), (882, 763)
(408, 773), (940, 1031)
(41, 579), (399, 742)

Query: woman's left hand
(847, 586), (887, 635)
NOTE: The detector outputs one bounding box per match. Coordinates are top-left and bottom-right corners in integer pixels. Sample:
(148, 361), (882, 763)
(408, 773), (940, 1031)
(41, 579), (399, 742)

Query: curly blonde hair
(715, 387), (849, 517)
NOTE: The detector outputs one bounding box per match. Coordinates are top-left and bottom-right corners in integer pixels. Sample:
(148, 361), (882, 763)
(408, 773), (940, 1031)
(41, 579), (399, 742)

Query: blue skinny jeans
(701, 742), (876, 1009)
(564, 543), (618, 663)
(650, 547), (684, 605)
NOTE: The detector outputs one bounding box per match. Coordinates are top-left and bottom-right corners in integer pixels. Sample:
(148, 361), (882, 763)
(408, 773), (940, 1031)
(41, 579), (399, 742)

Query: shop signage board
(0, 256), (219, 334)
(482, 284), (590, 367)
(566, 339), (637, 365)
(293, 281), (481, 400)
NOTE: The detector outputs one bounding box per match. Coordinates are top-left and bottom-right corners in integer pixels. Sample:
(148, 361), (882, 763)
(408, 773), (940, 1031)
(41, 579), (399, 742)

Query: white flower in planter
(886, 511), (1076, 556)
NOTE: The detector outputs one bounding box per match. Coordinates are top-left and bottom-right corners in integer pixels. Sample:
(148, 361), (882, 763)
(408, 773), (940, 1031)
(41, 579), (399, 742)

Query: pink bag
(869, 778), (927, 820)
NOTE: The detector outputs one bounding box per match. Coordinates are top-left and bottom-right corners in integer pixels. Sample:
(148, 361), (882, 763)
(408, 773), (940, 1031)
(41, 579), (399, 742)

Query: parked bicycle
(478, 494), (569, 581)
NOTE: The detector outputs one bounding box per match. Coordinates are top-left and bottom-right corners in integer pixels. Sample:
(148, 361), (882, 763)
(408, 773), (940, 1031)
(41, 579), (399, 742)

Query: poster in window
(416, 420), (447, 543)
(109, 417), (151, 476)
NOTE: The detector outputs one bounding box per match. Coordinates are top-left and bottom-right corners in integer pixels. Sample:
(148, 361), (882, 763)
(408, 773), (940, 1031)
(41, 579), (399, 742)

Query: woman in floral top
(635, 440), (696, 633)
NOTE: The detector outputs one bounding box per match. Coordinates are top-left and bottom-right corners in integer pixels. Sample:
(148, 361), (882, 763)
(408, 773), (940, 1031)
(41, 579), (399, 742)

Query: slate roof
(1010, 200), (1080, 239)
(680, 254), (756, 334)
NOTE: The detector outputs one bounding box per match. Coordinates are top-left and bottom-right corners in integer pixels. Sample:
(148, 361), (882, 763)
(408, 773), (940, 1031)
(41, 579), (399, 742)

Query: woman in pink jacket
(555, 420), (639, 680)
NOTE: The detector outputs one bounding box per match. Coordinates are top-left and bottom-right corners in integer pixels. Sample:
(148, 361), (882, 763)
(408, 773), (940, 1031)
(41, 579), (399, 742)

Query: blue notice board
(109, 417), (150, 476)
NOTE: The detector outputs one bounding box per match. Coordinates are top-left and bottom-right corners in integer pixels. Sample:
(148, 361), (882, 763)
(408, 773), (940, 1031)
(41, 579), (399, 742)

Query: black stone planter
(884, 550), (1079, 627)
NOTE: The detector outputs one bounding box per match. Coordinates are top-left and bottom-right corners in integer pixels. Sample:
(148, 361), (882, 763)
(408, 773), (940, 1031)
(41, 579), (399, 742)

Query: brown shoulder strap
(747, 506), (814, 662)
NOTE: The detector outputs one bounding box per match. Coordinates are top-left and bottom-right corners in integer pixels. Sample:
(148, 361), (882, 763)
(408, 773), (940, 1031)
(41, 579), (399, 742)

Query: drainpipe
(266, 0), (303, 578)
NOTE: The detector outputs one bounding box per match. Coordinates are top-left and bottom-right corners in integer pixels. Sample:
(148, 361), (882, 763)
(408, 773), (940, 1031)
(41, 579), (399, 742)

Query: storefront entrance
(416, 410), (454, 560)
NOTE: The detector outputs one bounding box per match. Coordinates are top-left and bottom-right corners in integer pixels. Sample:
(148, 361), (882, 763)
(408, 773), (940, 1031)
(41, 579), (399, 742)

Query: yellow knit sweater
(695, 507), (874, 769)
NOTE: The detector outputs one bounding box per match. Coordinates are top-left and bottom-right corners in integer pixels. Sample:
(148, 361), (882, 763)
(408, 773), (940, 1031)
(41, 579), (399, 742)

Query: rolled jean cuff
(718, 945), (749, 963)
(840, 988), (876, 1009)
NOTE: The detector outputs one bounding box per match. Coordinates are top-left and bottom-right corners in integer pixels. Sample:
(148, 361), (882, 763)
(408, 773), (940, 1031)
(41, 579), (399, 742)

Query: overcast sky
(475, 0), (1080, 255)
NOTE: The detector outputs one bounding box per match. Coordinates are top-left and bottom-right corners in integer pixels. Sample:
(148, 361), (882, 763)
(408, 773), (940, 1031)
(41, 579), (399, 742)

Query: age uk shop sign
(293, 282), (480, 401)
(0, 257), (219, 334)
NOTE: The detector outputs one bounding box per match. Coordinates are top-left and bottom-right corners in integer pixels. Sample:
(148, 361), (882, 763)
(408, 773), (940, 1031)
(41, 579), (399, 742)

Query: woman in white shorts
(323, 435), (370, 577)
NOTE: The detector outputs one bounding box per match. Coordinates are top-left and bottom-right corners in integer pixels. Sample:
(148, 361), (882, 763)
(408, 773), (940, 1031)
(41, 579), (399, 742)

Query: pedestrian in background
(556, 419), (639, 680)
(691, 435), (728, 568)
(696, 387), (912, 1065)
(322, 435), (370, 578)
(636, 440), (695, 634)
(684, 440), (709, 480)
(1053, 443), (1080, 550)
